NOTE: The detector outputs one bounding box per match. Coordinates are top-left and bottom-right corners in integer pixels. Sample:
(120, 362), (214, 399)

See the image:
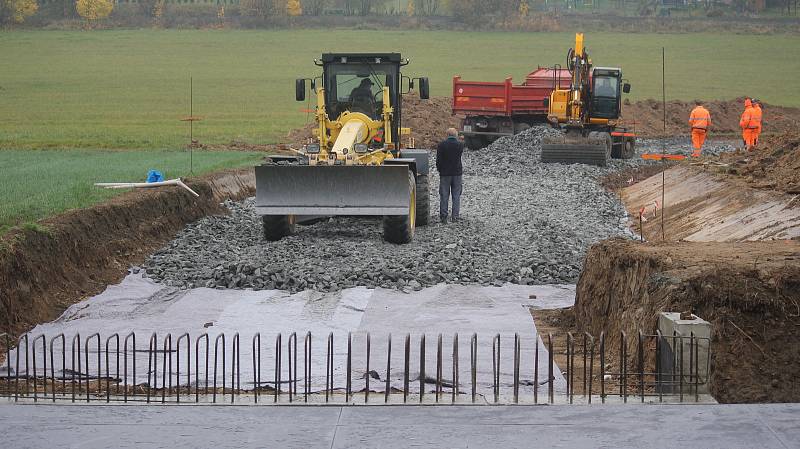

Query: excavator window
(593, 76), (618, 98)
(590, 74), (621, 119)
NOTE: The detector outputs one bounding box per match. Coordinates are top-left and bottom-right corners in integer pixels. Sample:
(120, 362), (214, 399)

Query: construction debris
(95, 178), (200, 197)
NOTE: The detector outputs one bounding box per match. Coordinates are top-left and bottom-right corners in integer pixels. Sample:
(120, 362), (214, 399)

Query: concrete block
(657, 312), (712, 394)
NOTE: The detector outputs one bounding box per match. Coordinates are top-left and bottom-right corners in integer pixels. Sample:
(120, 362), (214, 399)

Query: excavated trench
(0, 170), (255, 341)
(574, 238), (800, 403)
(2, 125), (798, 405)
(563, 156), (800, 403)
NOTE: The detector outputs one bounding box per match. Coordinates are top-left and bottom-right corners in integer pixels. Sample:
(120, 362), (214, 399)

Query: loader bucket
(254, 164), (412, 216)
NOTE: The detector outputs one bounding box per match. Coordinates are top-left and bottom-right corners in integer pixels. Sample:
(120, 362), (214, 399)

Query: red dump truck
(452, 67), (571, 149)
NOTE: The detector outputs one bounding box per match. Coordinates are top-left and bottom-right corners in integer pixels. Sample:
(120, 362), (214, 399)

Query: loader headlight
(305, 143), (320, 154)
(354, 143), (369, 154)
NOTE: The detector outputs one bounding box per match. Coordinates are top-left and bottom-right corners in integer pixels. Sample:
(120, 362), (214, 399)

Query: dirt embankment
(0, 170), (256, 342)
(401, 95), (462, 149)
(409, 96), (800, 141)
(714, 132), (800, 194)
(196, 95), (459, 152)
(191, 97), (800, 151)
(417, 96), (800, 142)
(621, 98), (800, 138)
(416, 97), (799, 141)
(573, 238), (800, 403)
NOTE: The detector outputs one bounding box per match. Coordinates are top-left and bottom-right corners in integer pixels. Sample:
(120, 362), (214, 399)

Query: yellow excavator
(542, 33), (635, 166)
(254, 53), (431, 244)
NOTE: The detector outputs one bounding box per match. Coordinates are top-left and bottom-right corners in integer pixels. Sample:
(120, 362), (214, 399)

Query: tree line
(2, 0), (797, 26)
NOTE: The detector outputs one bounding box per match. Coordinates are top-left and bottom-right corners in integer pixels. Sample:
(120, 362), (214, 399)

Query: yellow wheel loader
(541, 33), (636, 166)
(254, 53), (431, 244)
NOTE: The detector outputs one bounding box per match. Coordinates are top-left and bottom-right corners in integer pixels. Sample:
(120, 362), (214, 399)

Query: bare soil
(0, 170), (255, 352)
(713, 132), (800, 194)
(621, 98), (800, 138)
(188, 123), (315, 153)
(198, 96), (460, 153)
(190, 97), (800, 151)
(572, 238), (800, 403)
(400, 95), (462, 149)
(600, 164), (671, 191)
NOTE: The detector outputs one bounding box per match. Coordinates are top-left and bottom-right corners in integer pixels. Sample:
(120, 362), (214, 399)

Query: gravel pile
(636, 137), (738, 157)
(141, 127), (727, 293)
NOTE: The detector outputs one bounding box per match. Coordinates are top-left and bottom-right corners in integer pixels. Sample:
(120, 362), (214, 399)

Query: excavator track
(540, 131), (611, 167)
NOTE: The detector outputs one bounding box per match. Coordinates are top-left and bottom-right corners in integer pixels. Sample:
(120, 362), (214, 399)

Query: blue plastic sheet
(146, 170), (164, 183)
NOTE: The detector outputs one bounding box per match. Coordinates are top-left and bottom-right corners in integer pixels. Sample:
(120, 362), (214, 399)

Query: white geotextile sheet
(8, 275), (574, 398)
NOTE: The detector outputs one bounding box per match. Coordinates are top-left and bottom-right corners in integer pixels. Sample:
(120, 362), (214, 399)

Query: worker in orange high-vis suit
(688, 101), (711, 157)
(739, 98), (755, 151)
(751, 99), (763, 148)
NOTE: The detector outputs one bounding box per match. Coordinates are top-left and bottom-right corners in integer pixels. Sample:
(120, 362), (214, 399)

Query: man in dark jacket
(436, 128), (464, 223)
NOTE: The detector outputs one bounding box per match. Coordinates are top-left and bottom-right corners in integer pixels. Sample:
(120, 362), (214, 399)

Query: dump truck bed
(451, 68), (571, 117)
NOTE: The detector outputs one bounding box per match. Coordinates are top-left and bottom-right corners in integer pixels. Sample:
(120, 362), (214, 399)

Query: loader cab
(588, 68), (629, 120)
(321, 53), (403, 144)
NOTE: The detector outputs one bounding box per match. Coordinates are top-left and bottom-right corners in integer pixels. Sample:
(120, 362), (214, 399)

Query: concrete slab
(1, 403), (798, 449)
(10, 278), (574, 398)
(1, 406), (340, 449)
(621, 166), (800, 241)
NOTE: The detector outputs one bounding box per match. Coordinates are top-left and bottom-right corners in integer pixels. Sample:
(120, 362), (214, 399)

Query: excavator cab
(589, 68), (623, 119)
(541, 33), (635, 166)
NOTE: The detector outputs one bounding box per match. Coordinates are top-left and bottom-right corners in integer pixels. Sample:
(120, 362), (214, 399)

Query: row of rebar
(0, 330), (709, 405)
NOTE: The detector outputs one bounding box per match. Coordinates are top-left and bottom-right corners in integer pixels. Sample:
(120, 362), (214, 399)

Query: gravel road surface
(142, 128), (731, 292)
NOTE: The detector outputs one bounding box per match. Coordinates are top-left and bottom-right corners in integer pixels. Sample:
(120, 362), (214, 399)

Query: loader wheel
(415, 174), (430, 226)
(382, 171), (416, 244)
(262, 215), (295, 241)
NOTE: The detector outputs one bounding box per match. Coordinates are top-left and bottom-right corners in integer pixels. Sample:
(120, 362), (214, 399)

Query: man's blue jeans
(439, 175), (462, 220)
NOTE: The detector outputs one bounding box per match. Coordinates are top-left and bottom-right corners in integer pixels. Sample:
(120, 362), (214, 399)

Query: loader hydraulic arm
(312, 84), (397, 166)
(381, 86), (393, 146)
(315, 86), (333, 156)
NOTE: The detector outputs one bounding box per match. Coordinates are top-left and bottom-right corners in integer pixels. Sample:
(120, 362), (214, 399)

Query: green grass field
(1, 29), (798, 231)
(1, 30), (798, 151)
(0, 149), (261, 233)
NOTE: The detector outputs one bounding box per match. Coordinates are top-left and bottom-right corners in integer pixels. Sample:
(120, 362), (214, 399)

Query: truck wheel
(383, 171), (416, 244)
(262, 215), (295, 241)
(513, 122), (531, 134)
(415, 174), (430, 226)
(464, 136), (483, 150)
